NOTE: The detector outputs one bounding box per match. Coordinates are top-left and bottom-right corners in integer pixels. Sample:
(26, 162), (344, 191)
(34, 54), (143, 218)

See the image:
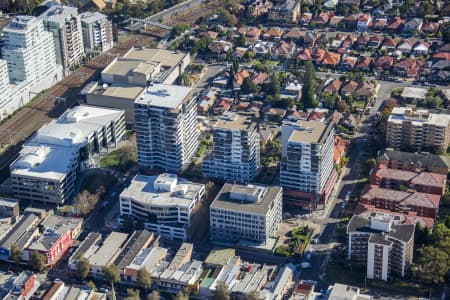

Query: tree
(104, 264), (120, 284)
(87, 281), (96, 291)
(77, 257), (90, 280)
(336, 100), (349, 113)
(137, 268), (152, 290)
(301, 60), (317, 109)
(213, 281), (231, 300)
(126, 288), (140, 300)
(31, 252), (46, 272)
(247, 290), (260, 300)
(10, 245), (22, 263)
(416, 246), (449, 284)
(175, 291), (189, 300)
(241, 77), (258, 94)
(147, 291), (160, 300)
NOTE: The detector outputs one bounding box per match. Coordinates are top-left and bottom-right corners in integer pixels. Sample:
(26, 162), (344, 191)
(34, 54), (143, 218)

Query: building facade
(40, 5), (85, 69)
(210, 183), (282, 244)
(80, 12), (113, 52)
(203, 113), (260, 184)
(386, 107), (450, 152)
(268, 0), (301, 23)
(134, 84), (198, 173)
(10, 105), (125, 205)
(119, 174), (205, 240)
(280, 121), (336, 209)
(347, 213), (414, 281)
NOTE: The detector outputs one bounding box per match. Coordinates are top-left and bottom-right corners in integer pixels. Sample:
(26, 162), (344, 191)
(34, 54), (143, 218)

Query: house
(274, 41), (296, 58)
(303, 32), (317, 48)
(343, 14), (357, 29)
(297, 48), (312, 61)
(308, 111), (326, 122)
(213, 98), (233, 114)
(252, 72), (268, 85)
(316, 33), (329, 48)
(367, 35), (382, 48)
(233, 69), (251, 88)
(283, 27), (304, 41)
(280, 81), (302, 100)
(329, 15), (344, 27)
(432, 52), (450, 61)
(312, 48), (326, 64)
(334, 136), (349, 165)
(357, 14), (372, 31)
(392, 58), (421, 78)
(412, 41), (429, 56)
(373, 56), (394, 74)
(341, 35), (354, 50)
(340, 80), (359, 96)
(431, 60), (450, 70)
(381, 37), (398, 52)
(323, 78), (343, 94)
(287, 110), (310, 121)
(330, 33), (345, 49)
(355, 56), (373, 72)
(234, 47), (248, 60)
(300, 12), (313, 25)
(387, 16), (404, 33)
(198, 88), (219, 114)
(404, 18), (423, 33)
(400, 86), (428, 103)
(428, 70), (450, 85)
(373, 17), (388, 30)
(323, 49), (342, 66)
(339, 56), (357, 71)
(422, 22), (439, 34)
(265, 107), (286, 121)
(312, 12), (330, 26)
(208, 41), (233, 59)
(200, 31), (218, 40)
(356, 82), (376, 99)
(355, 34), (369, 50)
(342, 113), (357, 128)
(247, 0), (273, 16)
(252, 41), (273, 57)
(246, 27), (261, 41)
(263, 27), (284, 40)
(396, 39), (413, 55)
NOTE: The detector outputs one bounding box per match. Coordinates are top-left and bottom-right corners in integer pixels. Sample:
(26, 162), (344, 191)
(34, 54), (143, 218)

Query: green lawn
(99, 146), (136, 171)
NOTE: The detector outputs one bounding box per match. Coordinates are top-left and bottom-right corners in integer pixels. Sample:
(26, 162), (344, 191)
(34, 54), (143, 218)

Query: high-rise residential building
(39, 5), (85, 69)
(80, 11), (113, 52)
(203, 112), (260, 184)
(387, 107), (450, 152)
(347, 212), (415, 281)
(210, 183), (282, 245)
(134, 83), (198, 173)
(2, 15), (56, 84)
(119, 174), (205, 240)
(10, 105), (125, 205)
(280, 121), (336, 209)
(0, 60), (10, 109)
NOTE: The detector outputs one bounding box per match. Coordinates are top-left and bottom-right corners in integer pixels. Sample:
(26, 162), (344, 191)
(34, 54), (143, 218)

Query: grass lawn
(99, 145), (136, 172)
(276, 226), (312, 257)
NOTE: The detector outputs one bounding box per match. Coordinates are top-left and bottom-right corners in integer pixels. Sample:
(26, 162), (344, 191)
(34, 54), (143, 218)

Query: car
(98, 288), (109, 293)
(311, 238), (319, 244)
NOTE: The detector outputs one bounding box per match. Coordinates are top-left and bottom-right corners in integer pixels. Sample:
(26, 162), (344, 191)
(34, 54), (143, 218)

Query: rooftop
(204, 248), (235, 266)
(0, 214), (39, 249)
(212, 112), (256, 131)
(211, 183), (282, 215)
(89, 83), (144, 100)
(401, 87), (428, 99)
(88, 232), (128, 267)
(0, 198), (18, 208)
(102, 58), (160, 78)
(120, 174), (204, 209)
(285, 120), (334, 144)
(4, 15), (40, 32)
(134, 84), (192, 109)
(79, 11), (107, 24)
(114, 230), (153, 270)
(379, 148), (450, 173)
(125, 47), (188, 68)
(389, 107), (450, 127)
(39, 5), (79, 26)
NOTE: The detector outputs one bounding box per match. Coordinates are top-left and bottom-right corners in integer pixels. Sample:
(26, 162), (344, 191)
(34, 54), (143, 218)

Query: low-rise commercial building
(347, 212), (414, 281)
(124, 245), (167, 282)
(0, 214), (40, 260)
(210, 183), (282, 245)
(0, 199), (19, 218)
(114, 230), (154, 274)
(0, 271), (40, 300)
(386, 107), (450, 152)
(203, 112), (260, 184)
(10, 105), (126, 205)
(120, 174), (205, 240)
(68, 232), (102, 271)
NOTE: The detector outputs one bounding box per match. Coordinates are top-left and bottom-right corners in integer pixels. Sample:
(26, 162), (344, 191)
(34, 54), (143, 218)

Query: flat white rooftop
(3, 15), (41, 32)
(39, 5), (79, 26)
(134, 84), (192, 109)
(120, 174), (204, 209)
(124, 48), (187, 68)
(89, 231), (128, 267)
(80, 11), (107, 24)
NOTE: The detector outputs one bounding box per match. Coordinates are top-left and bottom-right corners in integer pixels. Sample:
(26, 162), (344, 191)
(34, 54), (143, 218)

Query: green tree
(9, 245), (22, 263)
(77, 257), (90, 280)
(416, 246), (449, 284)
(301, 60), (317, 109)
(247, 290), (260, 300)
(174, 291), (189, 300)
(147, 290), (160, 300)
(126, 288), (140, 300)
(137, 268), (152, 290)
(241, 77), (258, 94)
(87, 281), (96, 291)
(213, 281), (231, 300)
(104, 264), (120, 284)
(31, 252), (46, 272)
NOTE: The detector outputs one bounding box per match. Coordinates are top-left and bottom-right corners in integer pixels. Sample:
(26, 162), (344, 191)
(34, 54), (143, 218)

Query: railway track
(0, 34), (154, 176)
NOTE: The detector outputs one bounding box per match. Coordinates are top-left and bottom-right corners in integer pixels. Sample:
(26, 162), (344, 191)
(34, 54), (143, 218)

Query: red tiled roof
(322, 52), (341, 65)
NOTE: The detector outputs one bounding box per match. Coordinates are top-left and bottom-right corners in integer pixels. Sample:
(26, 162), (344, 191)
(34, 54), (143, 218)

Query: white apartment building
(1, 15), (61, 119)
(134, 84), (199, 173)
(119, 174), (205, 240)
(280, 121), (335, 209)
(39, 5), (85, 69)
(387, 107), (450, 152)
(10, 105), (125, 205)
(347, 213), (415, 281)
(80, 11), (113, 52)
(203, 112), (260, 184)
(210, 183), (282, 245)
